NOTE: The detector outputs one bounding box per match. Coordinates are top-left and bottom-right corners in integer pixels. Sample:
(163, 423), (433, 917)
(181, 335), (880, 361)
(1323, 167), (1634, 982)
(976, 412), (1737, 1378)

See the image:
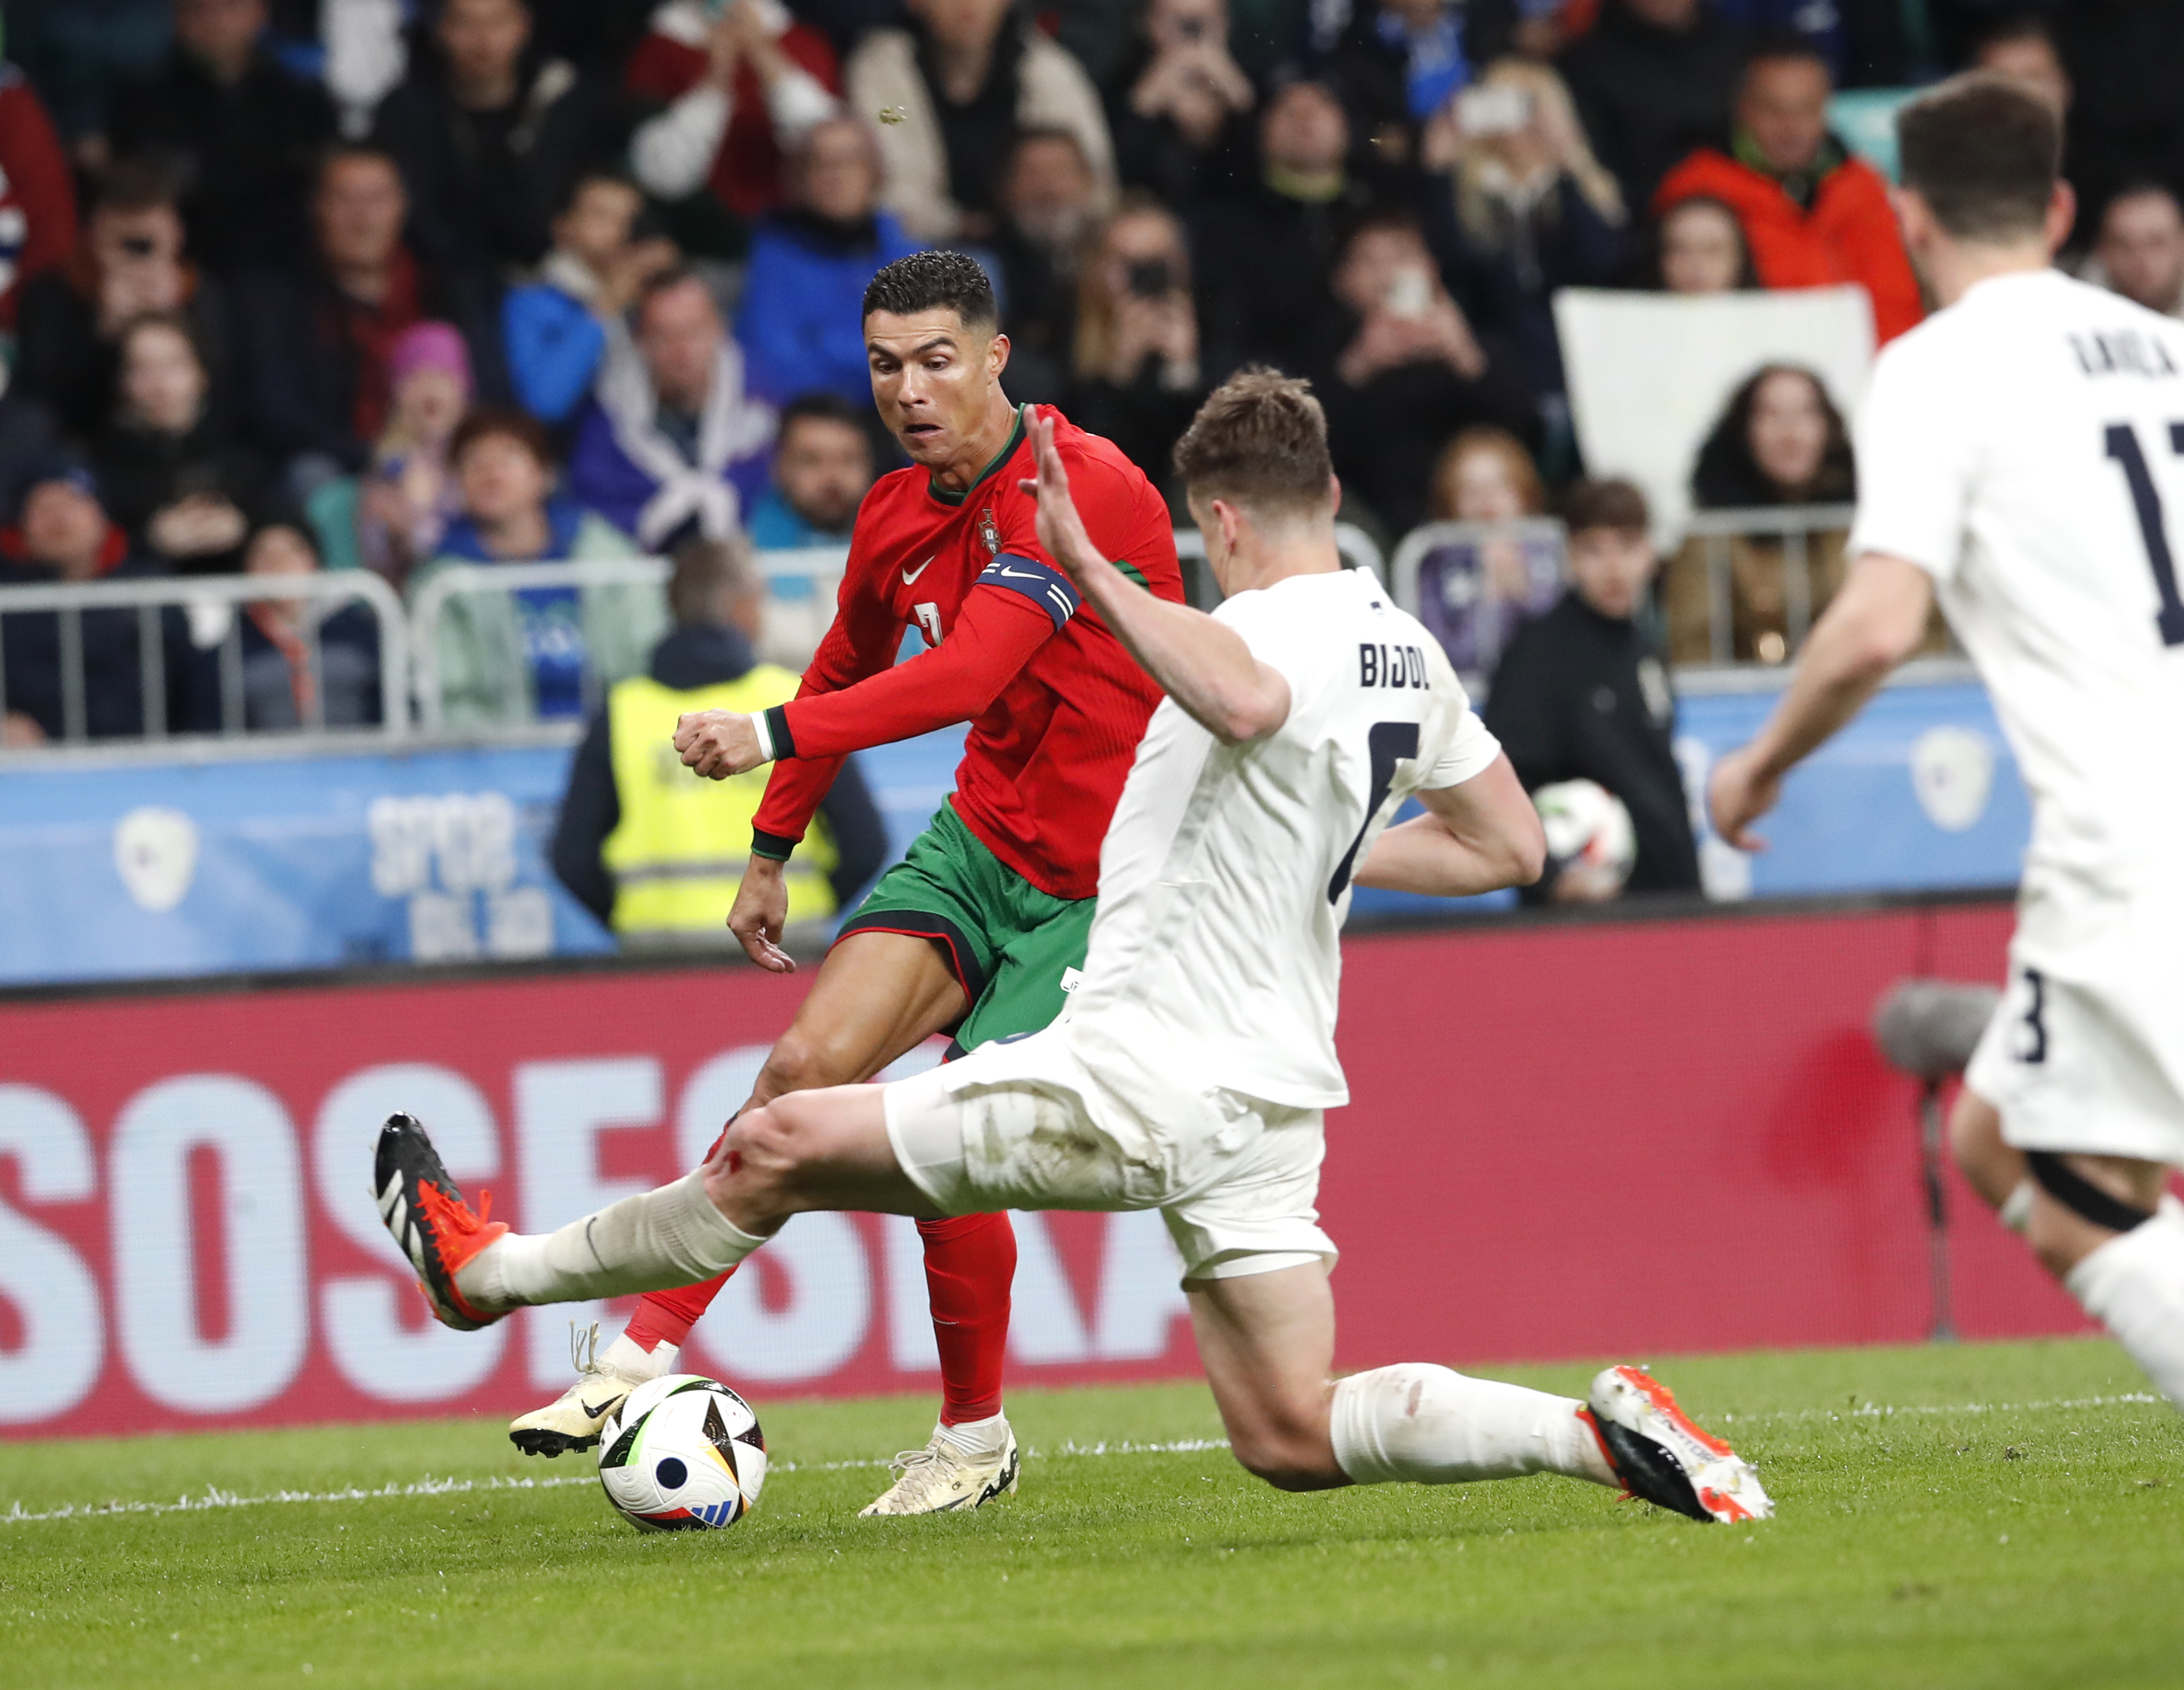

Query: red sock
(918, 1211), (1016, 1424)
(623, 1270), (734, 1352)
(624, 1123), (736, 1353)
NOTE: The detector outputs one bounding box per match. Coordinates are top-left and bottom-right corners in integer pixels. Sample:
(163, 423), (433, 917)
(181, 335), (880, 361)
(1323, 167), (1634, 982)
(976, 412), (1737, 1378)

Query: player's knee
(720, 1103), (807, 1191)
(760, 1025), (858, 1096)
(1229, 1424), (1344, 1493)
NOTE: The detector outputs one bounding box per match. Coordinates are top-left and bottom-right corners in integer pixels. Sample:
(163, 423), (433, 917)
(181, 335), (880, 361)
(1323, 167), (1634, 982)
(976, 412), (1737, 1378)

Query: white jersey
(1848, 268), (2184, 903)
(1061, 567), (1500, 1110)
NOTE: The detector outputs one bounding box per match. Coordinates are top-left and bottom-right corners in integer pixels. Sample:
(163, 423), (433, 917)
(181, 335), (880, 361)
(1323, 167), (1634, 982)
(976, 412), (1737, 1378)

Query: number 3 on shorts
(2016, 966), (2049, 1065)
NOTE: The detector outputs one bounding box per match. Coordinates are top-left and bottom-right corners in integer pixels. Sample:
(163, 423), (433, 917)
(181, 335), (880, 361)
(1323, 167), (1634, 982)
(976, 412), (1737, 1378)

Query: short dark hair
(449, 406), (554, 469)
(861, 250), (997, 331)
(557, 169), (641, 217)
(91, 157), (180, 217)
(779, 389), (867, 440)
(668, 533), (757, 626)
(1897, 72), (2059, 242)
(1740, 30), (1831, 82)
(635, 265), (714, 325)
(1562, 477), (1650, 537)
(317, 142), (401, 191)
(1976, 10), (2057, 56)
(1171, 366), (1334, 519)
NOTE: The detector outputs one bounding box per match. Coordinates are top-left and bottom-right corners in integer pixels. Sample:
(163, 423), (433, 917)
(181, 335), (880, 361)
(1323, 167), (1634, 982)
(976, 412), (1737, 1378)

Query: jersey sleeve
(749, 538), (907, 857)
(1846, 333), (1982, 583)
(1422, 709), (1503, 789)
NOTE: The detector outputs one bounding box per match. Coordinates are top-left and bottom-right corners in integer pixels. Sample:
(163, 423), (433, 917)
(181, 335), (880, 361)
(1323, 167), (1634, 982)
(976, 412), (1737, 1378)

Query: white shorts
(882, 1026), (1338, 1283)
(1968, 877), (2184, 1167)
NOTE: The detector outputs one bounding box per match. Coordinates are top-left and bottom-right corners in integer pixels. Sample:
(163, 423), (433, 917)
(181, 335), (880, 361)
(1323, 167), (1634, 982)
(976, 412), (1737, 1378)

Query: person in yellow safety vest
(549, 533), (886, 943)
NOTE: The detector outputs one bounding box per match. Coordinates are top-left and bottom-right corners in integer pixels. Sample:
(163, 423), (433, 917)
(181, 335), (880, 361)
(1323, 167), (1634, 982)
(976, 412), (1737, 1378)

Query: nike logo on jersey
(1359, 642), (1428, 688)
(902, 555), (936, 585)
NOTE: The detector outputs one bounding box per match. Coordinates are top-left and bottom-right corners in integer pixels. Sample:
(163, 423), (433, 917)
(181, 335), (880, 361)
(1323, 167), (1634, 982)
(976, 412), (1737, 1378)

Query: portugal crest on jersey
(978, 508), (1001, 556)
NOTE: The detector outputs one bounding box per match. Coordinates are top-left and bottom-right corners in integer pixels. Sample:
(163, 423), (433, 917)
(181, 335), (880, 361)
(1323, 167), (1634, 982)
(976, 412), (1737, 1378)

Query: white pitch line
(0, 1438), (1236, 1526)
(2, 1396), (2164, 1529)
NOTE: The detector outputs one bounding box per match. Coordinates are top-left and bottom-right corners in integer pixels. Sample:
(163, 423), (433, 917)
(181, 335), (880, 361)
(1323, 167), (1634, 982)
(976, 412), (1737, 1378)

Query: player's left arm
(1021, 410), (1290, 745)
(1707, 553), (1935, 850)
(1357, 752), (1546, 895)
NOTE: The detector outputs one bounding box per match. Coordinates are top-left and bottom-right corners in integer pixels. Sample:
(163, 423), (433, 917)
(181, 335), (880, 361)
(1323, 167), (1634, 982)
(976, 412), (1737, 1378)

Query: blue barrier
(0, 677), (2027, 986)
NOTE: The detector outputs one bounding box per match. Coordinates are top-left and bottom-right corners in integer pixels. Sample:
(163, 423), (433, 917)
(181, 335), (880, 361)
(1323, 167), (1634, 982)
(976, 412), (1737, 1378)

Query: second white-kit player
(1712, 74), (2184, 1409)
(374, 370), (1771, 1524)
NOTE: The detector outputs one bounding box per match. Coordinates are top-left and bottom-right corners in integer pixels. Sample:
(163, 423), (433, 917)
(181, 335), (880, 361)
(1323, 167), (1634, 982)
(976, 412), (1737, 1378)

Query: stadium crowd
(0, 0), (2181, 893)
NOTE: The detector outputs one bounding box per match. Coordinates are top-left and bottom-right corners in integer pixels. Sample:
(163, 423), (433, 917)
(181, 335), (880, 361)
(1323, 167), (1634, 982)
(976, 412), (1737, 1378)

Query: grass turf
(3, 1337), (2180, 1689)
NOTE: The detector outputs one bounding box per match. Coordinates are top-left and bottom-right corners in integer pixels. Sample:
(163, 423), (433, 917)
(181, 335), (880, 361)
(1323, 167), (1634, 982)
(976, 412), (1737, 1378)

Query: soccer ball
(1533, 779), (1637, 892)
(596, 1374), (768, 1531)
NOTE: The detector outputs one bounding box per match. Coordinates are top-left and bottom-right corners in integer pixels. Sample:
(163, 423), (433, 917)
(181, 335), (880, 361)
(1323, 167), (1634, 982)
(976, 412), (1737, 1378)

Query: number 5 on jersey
(2102, 420), (2184, 647)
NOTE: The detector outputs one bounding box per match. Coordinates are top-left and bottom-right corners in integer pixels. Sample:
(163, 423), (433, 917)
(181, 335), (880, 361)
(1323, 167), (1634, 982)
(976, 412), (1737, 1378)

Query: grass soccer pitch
(4, 1339), (2182, 1690)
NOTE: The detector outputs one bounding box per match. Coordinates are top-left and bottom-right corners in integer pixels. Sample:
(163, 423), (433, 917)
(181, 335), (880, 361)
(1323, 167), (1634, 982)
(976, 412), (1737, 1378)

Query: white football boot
(1584, 1365), (1773, 1523)
(508, 1324), (674, 1459)
(859, 1420), (1020, 1516)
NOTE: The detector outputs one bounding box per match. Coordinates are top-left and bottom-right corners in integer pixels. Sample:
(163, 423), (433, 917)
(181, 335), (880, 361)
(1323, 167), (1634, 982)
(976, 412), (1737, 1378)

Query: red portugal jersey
(750, 404), (1182, 899)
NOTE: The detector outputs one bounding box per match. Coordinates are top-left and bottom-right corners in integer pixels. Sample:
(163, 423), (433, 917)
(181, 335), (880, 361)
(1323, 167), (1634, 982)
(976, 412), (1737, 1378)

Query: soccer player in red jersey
(510, 251), (1183, 1513)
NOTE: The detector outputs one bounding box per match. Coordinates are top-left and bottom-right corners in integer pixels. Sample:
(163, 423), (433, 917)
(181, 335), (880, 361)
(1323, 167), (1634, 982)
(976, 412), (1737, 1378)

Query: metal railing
(1676, 504), (1858, 667)
(0, 571), (409, 745)
(4, 513), (1944, 764)
(408, 549), (849, 730)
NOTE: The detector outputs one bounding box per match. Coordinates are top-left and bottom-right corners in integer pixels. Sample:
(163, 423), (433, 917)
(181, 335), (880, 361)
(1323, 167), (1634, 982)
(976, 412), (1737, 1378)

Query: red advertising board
(0, 898), (2086, 1441)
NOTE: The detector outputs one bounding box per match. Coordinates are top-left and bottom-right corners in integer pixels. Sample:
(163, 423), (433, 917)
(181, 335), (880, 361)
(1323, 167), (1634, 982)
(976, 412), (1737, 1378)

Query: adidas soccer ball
(1533, 778), (1637, 892)
(596, 1374), (768, 1532)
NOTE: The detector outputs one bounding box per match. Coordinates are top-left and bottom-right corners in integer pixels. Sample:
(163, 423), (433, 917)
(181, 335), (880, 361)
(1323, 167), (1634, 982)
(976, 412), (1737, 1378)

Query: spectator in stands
(736, 115), (919, 408)
(106, 0), (338, 273)
(1315, 213), (1538, 536)
(1423, 57), (1625, 404)
(3, 0), (171, 163)
(1196, 76), (1377, 376)
(371, 0), (616, 288)
(0, 456), (192, 745)
(1323, 0), (1476, 179)
(624, 0), (841, 251)
(413, 406), (662, 727)
(504, 173), (680, 426)
(845, 0), (1117, 243)
(569, 267), (776, 551)
(1413, 424), (1559, 677)
(232, 147), (479, 484)
(2050, 1), (2184, 249)
(198, 519), (386, 730)
(1557, 0), (1744, 215)
(1106, 0), (1253, 205)
(1484, 476), (1699, 901)
(1973, 13), (2071, 121)
(94, 312), (267, 577)
(550, 534), (884, 944)
(1066, 195), (1206, 512)
(747, 389), (873, 665)
(990, 128), (1104, 402)
(1654, 193), (1752, 292)
(16, 162), (232, 441)
(1665, 361), (1851, 664)
(0, 63), (78, 334)
(1653, 37), (1921, 345)
(2087, 186), (2184, 322)
(356, 322), (474, 588)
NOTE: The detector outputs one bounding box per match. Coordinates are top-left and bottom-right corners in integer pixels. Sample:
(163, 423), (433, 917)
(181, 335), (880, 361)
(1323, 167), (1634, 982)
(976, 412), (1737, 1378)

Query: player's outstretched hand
(674, 708), (765, 779)
(1707, 744), (1779, 853)
(1018, 408), (1101, 584)
(727, 855), (797, 973)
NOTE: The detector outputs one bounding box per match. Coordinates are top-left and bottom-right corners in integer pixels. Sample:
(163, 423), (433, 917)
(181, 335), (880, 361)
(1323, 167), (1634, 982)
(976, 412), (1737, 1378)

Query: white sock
(936, 1412), (1009, 1458)
(2000, 1179), (2036, 1234)
(2064, 1209), (2184, 1410)
(463, 1171), (767, 1310)
(1330, 1364), (1617, 1488)
(598, 1333), (676, 1382)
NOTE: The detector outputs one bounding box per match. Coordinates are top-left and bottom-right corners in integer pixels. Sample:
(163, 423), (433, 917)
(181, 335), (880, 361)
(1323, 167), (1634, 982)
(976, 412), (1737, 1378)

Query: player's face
(864, 309), (1009, 469)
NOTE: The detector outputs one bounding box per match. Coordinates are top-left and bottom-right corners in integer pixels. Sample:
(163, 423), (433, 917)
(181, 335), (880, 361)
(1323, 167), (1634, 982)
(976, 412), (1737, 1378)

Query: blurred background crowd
(0, 0), (2179, 900)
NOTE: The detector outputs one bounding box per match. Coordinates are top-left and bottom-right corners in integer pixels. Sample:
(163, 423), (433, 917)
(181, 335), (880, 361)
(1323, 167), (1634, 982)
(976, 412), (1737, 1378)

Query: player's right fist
(675, 709), (765, 779)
